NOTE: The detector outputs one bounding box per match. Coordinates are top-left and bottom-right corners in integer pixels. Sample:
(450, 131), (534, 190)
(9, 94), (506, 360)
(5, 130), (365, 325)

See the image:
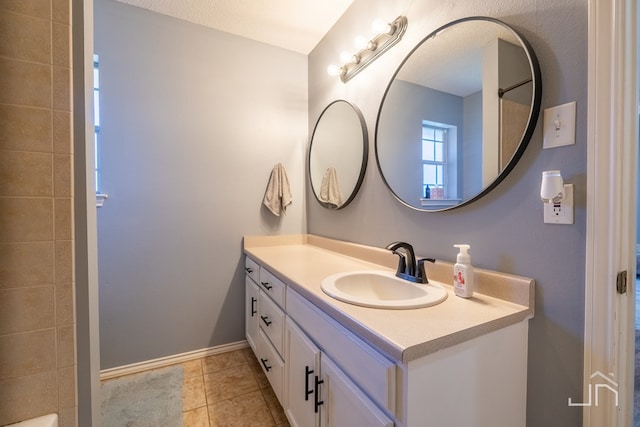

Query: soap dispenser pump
(453, 244), (474, 298)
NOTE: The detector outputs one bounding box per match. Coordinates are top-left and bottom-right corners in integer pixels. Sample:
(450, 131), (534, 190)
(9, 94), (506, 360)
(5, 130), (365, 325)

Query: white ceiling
(114, 0), (354, 54)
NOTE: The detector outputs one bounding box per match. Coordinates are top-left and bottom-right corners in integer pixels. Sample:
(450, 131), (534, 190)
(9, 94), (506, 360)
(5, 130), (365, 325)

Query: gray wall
(308, 1), (586, 426)
(463, 90), (483, 198)
(95, 0), (307, 369)
(378, 80), (463, 204)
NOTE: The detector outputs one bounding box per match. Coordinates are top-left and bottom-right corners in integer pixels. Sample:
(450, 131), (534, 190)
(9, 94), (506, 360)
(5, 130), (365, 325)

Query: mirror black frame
(375, 16), (542, 211)
(309, 100), (369, 210)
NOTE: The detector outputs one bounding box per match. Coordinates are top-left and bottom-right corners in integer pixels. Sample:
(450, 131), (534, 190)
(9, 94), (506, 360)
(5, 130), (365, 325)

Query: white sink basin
(321, 270), (448, 309)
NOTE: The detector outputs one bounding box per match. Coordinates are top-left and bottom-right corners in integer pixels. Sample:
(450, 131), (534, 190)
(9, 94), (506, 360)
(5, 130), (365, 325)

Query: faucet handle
(416, 258), (436, 284)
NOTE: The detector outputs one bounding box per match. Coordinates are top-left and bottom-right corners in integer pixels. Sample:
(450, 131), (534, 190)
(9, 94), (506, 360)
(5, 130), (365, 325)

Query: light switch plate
(543, 101), (576, 149)
(544, 184), (574, 224)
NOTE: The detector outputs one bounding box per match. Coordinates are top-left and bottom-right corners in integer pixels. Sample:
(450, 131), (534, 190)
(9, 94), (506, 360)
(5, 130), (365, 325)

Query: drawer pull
(305, 366), (315, 401)
(260, 315), (272, 326)
(260, 358), (272, 372)
(314, 376), (324, 413)
(250, 297), (257, 316)
(261, 281), (273, 290)
(245, 267), (253, 274)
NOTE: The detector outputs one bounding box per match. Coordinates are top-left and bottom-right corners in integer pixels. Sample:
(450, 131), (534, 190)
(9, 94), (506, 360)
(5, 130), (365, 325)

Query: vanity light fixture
(540, 170), (574, 224)
(327, 16), (408, 83)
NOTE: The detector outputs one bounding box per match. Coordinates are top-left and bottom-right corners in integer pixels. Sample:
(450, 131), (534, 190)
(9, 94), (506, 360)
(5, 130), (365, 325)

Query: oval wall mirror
(376, 16), (542, 211)
(309, 100), (368, 209)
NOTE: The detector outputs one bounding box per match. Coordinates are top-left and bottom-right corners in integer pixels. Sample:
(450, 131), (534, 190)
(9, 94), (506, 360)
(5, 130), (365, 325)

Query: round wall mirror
(376, 16), (542, 211)
(309, 100), (368, 209)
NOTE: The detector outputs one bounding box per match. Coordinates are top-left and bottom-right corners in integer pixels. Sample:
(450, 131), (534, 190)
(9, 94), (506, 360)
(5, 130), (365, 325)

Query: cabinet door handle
(314, 375), (324, 413)
(260, 315), (272, 326)
(250, 297), (257, 316)
(261, 281), (273, 290)
(245, 267), (253, 273)
(260, 358), (272, 372)
(304, 366), (314, 401)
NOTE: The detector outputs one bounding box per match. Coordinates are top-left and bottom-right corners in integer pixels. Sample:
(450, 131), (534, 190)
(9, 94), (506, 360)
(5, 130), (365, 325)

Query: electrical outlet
(544, 184), (574, 224)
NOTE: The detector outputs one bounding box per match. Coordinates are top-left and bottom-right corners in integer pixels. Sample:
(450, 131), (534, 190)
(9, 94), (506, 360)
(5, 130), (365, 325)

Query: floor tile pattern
(104, 347), (290, 427)
(183, 348), (289, 427)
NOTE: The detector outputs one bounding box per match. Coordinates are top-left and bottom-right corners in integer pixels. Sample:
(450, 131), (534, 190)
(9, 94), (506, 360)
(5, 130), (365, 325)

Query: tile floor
(182, 347), (289, 427)
(104, 347), (290, 427)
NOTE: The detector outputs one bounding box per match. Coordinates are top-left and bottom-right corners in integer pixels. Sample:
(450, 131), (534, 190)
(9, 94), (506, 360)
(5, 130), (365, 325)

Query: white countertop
(243, 234), (534, 363)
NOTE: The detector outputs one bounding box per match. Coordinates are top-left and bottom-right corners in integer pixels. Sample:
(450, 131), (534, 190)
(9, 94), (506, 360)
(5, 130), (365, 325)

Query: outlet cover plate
(544, 184), (574, 224)
(543, 101), (576, 149)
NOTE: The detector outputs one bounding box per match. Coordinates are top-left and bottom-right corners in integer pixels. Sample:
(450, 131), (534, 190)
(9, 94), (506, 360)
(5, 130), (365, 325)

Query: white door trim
(585, 0), (637, 425)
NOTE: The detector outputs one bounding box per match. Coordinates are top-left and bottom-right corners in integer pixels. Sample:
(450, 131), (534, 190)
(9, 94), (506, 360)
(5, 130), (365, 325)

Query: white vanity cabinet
(245, 256), (395, 426)
(285, 318), (393, 427)
(244, 249), (530, 427)
(285, 318), (320, 427)
(244, 257), (286, 401)
(244, 277), (259, 351)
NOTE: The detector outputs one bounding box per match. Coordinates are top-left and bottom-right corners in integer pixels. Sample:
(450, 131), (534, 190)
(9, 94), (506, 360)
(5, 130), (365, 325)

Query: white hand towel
(319, 167), (343, 208)
(263, 163), (293, 216)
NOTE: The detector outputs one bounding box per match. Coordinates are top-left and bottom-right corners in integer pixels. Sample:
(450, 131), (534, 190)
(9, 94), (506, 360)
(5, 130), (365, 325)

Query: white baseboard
(100, 340), (250, 381)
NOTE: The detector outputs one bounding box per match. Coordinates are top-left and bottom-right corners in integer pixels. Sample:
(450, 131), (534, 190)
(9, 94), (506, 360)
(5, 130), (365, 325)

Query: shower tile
(0, 105), (52, 153)
(52, 22), (70, 68)
(0, 198), (53, 243)
(57, 325), (75, 368)
(55, 282), (74, 326)
(0, 242), (54, 288)
(52, 0), (69, 24)
(57, 366), (75, 409)
(55, 240), (73, 284)
(0, 371), (57, 426)
(0, 0), (51, 20)
(0, 329), (56, 380)
(0, 10), (50, 64)
(0, 286), (55, 334)
(54, 154), (71, 197)
(0, 151), (53, 197)
(52, 67), (70, 111)
(0, 57), (51, 108)
(54, 197), (72, 240)
(58, 405), (77, 427)
(53, 110), (71, 154)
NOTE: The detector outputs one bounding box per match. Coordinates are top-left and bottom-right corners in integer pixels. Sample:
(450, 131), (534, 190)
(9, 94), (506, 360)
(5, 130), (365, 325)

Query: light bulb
(339, 51), (352, 63)
(372, 19), (392, 34)
(327, 64), (343, 76)
(354, 35), (368, 50)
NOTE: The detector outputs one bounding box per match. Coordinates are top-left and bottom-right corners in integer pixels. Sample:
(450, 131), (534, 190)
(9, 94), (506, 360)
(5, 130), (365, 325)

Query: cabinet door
(321, 356), (394, 427)
(245, 277), (259, 352)
(257, 329), (285, 402)
(285, 318), (321, 427)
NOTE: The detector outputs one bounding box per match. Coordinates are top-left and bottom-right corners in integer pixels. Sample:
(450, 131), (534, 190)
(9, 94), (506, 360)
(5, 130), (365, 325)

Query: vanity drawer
(258, 268), (286, 308)
(287, 288), (396, 415)
(256, 329), (285, 403)
(245, 257), (260, 283)
(258, 292), (285, 357)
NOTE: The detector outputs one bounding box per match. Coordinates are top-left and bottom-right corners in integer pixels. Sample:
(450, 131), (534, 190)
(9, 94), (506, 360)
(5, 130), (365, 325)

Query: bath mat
(101, 365), (183, 427)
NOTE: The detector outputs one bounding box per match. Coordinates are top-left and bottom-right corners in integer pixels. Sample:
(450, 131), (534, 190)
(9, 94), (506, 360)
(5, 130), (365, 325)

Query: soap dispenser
(453, 244), (474, 298)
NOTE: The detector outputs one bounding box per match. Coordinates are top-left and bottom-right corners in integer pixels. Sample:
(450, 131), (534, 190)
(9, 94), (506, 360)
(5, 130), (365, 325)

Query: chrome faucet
(385, 241), (435, 284)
